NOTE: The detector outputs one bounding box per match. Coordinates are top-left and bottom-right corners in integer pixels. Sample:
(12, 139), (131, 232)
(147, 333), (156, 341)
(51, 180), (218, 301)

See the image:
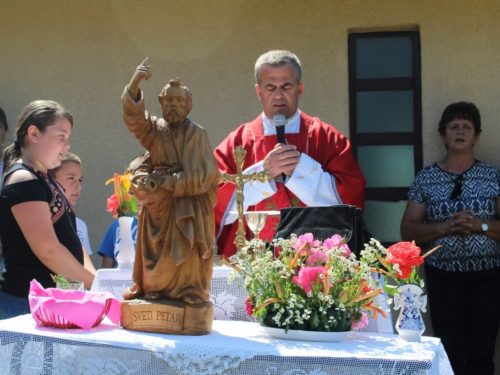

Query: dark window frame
(348, 31), (423, 202)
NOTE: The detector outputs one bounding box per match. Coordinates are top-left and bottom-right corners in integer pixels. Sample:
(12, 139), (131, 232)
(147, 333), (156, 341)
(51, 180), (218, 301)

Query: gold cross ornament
(220, 146), (270, 252)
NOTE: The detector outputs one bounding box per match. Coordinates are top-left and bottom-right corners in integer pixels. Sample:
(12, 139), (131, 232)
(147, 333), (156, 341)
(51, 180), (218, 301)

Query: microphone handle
(276, 125), (286, 144)
(276, 125), (286, 181)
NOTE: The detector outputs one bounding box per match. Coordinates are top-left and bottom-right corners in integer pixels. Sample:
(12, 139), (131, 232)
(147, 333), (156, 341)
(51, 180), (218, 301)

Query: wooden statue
(120, 58), (220, 335)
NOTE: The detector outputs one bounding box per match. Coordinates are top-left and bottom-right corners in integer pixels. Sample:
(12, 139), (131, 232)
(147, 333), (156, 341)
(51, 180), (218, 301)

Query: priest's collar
(262, 110), (301, 135)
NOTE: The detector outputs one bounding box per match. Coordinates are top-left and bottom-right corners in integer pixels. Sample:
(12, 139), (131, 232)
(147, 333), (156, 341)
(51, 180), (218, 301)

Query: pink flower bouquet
(226, 233), (387, 333)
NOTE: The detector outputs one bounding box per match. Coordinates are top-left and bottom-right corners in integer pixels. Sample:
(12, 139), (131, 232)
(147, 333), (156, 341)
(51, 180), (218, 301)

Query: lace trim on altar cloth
(0, 268), (451, 375)
(0, 315), (453, 375)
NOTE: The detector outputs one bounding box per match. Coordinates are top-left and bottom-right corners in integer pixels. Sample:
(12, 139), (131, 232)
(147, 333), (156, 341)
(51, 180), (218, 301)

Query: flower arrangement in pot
(105, 172), (138, 219)
(105, 172), (139, 268)
(364, 239), (441, 296)
(365, 239), (441, 341)
(225, 233), (388, 338)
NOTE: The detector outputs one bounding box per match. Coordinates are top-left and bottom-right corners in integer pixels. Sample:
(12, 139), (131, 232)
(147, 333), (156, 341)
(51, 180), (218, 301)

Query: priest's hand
(263, 143), (301, 178)
(128, 57), (152, 102)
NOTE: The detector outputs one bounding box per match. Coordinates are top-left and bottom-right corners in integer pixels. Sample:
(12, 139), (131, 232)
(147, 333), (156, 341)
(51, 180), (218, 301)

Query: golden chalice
(244, 211), (269, 239)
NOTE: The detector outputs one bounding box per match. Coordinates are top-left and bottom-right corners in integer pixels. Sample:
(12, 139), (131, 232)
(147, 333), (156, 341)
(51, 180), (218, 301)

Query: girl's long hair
(3, 100), (73, 175)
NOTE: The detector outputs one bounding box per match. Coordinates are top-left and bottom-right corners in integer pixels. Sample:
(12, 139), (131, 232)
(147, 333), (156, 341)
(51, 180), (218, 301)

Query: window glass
(358, 145), (415, 187)
(356, 37), (413, 79)
(364, 201), (406, 242)
(357, 91), (413, 133)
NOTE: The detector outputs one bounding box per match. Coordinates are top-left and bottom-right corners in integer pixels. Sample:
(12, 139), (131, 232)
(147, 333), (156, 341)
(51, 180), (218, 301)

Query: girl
(0, 100), (95, 319)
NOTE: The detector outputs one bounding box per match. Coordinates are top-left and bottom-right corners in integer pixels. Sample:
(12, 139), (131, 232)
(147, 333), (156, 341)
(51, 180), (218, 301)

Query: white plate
(262, 326), (351, 342)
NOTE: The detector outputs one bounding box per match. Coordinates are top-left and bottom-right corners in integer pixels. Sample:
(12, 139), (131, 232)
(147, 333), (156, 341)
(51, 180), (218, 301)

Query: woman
(0, 100), (95, 320)
(401, 102), (500, 375)
(0, 106), (8, 175)
(0, 107), (8, 264)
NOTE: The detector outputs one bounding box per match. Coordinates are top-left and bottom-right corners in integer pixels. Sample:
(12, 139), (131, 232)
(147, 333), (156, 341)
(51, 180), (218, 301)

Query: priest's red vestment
(214, 111), (366, 257)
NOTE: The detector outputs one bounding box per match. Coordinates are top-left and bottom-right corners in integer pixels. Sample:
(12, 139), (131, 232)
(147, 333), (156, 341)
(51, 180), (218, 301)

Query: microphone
(274, 115), (287, 144)
(273, 115), (287, 182)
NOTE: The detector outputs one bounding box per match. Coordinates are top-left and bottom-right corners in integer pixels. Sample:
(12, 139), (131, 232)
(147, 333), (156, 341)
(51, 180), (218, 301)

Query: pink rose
(293, 266), (328, 294)
(306, 250), (328, 266)
(352, 312), (369, 330)
(323, 234), (343, 249)
(342, 244), (351, 258)
(292, 233), (321, 252)
(106, 194), (119, 218)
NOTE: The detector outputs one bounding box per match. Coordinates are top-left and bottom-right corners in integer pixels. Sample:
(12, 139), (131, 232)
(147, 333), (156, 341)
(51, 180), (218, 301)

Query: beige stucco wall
(0, 0), (500, 259)
(2, 0), (500, 363)
(2, 0), (500, 257)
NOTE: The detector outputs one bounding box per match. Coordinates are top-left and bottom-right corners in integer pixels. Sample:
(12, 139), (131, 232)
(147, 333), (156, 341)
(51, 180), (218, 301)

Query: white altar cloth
(0, 314), (452, 375)
(90, 267), (394, 333)
(91, 266), (256, 322)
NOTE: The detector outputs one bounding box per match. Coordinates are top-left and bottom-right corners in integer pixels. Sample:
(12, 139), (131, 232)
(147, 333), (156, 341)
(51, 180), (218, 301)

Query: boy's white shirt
(76, 217), (93, 255)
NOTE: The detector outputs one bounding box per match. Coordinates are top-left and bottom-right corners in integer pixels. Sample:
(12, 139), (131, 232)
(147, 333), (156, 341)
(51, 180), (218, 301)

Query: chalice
(245, 211), (269, 240)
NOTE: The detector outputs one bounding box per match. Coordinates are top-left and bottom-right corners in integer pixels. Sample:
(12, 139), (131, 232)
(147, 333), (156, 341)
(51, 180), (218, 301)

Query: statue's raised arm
(127, 57), (152, 101)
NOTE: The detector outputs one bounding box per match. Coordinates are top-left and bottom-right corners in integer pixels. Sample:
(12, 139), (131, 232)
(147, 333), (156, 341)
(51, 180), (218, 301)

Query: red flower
(386, 241), (424, 279)
(106, 194), (119, 218)
(245, 297), (255, 316)
(361, 281), (374, 306)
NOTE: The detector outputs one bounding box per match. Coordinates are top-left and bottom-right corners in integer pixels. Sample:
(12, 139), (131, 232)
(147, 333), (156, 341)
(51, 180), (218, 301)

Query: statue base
(120, 298), (213, 335)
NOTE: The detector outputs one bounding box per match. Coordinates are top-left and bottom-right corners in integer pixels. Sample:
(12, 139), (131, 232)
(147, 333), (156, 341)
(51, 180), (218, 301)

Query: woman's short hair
(438, 102), (481, 134)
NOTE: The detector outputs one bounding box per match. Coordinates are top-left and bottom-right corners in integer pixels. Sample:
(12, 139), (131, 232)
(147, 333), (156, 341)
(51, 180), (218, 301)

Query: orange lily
(351, 288), (383, 303)
(362, 303), (388, 319)
(275, 280), (283, 299)
(290, 242), (308, 269)
(105, 173), (121, 198)
(255, 298), (283, 311)
(370, 267), (390, 275)
(422, 245), (442, 259)
(221, 256), (243, 273)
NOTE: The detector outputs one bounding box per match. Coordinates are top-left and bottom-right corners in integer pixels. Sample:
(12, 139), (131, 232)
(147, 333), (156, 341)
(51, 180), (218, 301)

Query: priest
(215, 50), (366, 257)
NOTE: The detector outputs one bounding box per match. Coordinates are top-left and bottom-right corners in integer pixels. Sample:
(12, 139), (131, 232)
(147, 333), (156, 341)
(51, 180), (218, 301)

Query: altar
(0, 314), (452, 375)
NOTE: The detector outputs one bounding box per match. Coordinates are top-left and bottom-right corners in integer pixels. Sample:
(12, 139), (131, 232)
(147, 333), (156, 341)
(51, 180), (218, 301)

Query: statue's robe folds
(122, 88), (219, 303)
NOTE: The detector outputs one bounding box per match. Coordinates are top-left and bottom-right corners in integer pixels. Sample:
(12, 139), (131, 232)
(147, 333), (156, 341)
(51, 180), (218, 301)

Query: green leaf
(311, 310), (320, 328)
(383, 284), (399, 296)
(127, 196), (139, 217)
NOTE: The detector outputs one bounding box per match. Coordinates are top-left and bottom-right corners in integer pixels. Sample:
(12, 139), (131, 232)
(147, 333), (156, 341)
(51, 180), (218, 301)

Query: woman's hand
(449, 210), (474, 234)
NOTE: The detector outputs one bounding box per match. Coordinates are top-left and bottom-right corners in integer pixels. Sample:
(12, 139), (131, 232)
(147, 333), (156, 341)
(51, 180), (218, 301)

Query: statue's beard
(164, 109), (186, 126)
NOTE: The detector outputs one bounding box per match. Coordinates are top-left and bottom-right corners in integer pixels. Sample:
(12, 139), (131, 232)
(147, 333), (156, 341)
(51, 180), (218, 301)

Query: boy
(49, 152), (92, 255)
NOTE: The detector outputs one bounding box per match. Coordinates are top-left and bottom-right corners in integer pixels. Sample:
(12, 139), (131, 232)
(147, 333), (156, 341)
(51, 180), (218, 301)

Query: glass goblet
(245, 212), (269, 240)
